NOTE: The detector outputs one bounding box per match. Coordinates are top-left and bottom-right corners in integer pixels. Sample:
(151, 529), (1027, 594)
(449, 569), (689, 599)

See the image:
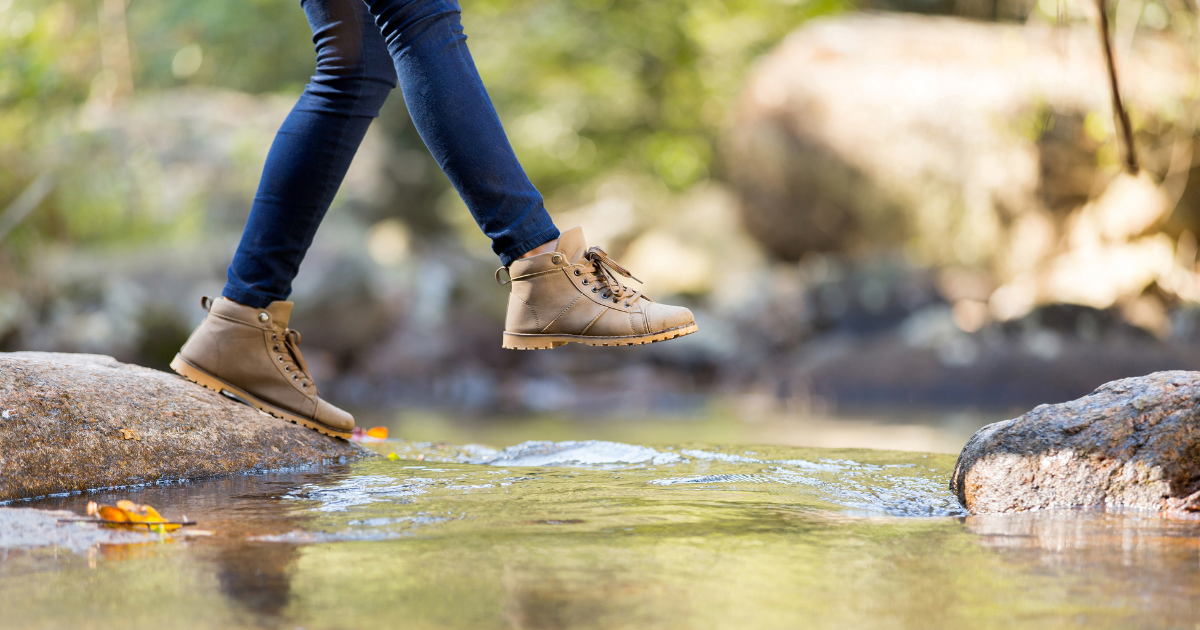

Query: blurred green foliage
(0, 0), (847, 252)
(462, 0), (845, 190)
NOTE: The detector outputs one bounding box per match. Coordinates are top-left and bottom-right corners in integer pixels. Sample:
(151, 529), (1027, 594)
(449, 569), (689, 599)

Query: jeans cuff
(498, 226), (561, 267)
(221, 285), (276, 309)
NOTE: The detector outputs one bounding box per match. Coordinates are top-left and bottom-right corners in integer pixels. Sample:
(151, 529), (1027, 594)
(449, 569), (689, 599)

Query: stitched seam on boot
(208, 310), (265, 329)
(580, 309), (607, 335)
(513, 294), (539, 329)
(200, 327), (221, 373)
(629, 312), (640, 335)
(541, 296), (582, 333)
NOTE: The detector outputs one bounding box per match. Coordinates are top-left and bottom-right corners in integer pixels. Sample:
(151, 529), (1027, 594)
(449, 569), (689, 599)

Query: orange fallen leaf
(97, 505), (129, 524)
(88, 500), (182, 532)
(366, 426), (388, 439)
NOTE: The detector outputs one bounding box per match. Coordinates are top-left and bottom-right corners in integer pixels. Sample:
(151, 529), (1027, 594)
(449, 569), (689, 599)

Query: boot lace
(582, 246), (645, 307)
(272, 329), (316, 391)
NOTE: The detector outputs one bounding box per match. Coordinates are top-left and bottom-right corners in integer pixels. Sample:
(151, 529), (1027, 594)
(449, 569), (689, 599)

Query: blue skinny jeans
(222, 0), (559, 308)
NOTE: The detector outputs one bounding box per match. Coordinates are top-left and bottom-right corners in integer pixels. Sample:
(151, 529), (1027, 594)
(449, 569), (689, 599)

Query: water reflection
(968, 509), (1200, 567)
(214, 543), (301, 617)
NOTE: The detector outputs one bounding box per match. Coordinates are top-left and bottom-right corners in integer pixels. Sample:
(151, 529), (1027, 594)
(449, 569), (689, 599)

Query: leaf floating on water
(387, 452), (400, 461)
(82, 500), (185, 533)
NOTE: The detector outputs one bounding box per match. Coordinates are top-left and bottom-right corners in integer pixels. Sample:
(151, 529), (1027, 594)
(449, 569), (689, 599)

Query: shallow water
(4, 439), (1200, 629)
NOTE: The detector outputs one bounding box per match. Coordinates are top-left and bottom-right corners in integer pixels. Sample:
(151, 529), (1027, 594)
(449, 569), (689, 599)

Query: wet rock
(0, 352), (366, 501)
(952, 371), (1200, 516)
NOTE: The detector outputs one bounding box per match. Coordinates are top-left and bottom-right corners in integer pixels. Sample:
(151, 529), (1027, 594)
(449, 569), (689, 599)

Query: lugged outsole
(501, 322), (698, 350)
(169, 354), (352, 440)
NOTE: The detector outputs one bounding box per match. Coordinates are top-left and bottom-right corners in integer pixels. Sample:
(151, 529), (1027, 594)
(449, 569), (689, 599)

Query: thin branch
(1096, 0), (1140, 174)
(0, 172), (54, 242)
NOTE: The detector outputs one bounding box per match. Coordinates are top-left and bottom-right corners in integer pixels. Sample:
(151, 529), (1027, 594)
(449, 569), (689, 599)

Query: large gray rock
(727, 14), (1195, 264)
(725, 14), (1198, 324)
(951, 371), (1200, 516)
(0, 352), (365, 501)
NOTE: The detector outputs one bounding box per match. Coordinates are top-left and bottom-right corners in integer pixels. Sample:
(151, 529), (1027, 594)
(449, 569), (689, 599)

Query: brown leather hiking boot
(498, 227), (698, 349)
(170, 297), (354, 439)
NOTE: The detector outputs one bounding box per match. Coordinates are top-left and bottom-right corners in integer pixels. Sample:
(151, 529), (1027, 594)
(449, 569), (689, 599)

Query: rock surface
(952, 371), (1200, 516)
(0, 352), (365, 501)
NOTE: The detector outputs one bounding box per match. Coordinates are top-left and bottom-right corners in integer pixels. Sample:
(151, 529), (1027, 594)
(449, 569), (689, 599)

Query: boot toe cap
(315, 398), (355, 433)
(646, 303), (695, 333)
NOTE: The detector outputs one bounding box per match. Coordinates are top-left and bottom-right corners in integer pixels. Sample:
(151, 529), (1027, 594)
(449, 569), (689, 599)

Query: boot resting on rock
(170, 297), (354, 440)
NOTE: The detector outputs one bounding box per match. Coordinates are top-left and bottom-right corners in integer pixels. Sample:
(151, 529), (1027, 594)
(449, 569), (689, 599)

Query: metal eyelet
(591, 287), (598, 292)
(271, 334), (278, 341)
(551, 254), (563, 264)
(277, 356), (284, 362)
(602, 292), (611, 299)
(273, 345), (280, 352)
(258, 313), (269, 323)
(284, 366), (291, 372)
(302, 383), (308, 388)
(574, 269), (581, 276)
(582, 279), (589, 285)
(624, 303), (630, 308)
(293, 375), (299, 380)
(612, 298), (619, 303)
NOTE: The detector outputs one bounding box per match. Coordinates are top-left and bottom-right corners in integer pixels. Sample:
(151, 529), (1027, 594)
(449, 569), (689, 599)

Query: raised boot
(498, 227), (698, 349)
(170, 297), (355, 439)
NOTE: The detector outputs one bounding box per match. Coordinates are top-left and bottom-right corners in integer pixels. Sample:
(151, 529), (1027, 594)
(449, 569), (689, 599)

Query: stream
(3, 438), (1199, 629)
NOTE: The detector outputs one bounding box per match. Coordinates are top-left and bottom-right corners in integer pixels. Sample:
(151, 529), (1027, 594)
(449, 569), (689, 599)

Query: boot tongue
(555, 226), (588, 264)
(266, 301), (294, 329)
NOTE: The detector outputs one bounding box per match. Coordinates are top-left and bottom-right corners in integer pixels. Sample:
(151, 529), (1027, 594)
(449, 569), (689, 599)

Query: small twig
(57, 518), (198, 527)
(1096, 0), (1140, 174)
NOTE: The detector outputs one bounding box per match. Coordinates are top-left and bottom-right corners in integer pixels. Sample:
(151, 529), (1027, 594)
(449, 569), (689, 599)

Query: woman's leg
(223, 0), (398, 308)
(362, 0), (559, 266)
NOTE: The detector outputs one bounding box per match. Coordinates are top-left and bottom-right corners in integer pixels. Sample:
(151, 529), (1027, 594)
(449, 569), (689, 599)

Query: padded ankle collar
(209, 297), (293, 330)
(508, 251), (570, 279)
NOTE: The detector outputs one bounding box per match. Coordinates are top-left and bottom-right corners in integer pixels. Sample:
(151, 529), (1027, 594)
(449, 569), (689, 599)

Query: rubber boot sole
(502, 322), (698, 350)
(169, 354), (352, 440)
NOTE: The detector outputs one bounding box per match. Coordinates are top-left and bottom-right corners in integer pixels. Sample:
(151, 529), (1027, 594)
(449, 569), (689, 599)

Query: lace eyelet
(277, 356), (284, 362)
(271, 334), (278, 341)
(574, 269), (581, 276)
(624, 303), (630, 307)
(582, 279), (589, 285)
(302, 383), (308, 388)
(273, 345), (280, 352)
(602, 292), (611, 299)
(612, 298), (619, 303)
(284, 366), (291, 372)
(292, 375), (298, 380)
(591, 287), (598, 292)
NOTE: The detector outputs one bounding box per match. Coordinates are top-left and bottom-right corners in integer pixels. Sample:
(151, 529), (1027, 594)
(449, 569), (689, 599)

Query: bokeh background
(2, 0), (1199, 451)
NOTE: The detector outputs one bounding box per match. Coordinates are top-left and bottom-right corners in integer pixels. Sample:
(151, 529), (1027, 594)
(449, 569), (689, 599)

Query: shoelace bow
(583, 246), (644, 305)
(274, 329), (315, 390)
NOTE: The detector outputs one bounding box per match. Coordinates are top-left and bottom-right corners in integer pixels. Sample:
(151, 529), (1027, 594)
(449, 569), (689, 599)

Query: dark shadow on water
(213, 542), (302, 617)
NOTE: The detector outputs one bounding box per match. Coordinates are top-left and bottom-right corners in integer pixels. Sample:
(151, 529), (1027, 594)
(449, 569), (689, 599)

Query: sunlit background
(2, 0), (1199, 452)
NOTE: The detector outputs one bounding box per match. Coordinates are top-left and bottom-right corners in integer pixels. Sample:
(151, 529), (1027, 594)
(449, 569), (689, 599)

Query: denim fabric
(224, 0), (559, 308)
